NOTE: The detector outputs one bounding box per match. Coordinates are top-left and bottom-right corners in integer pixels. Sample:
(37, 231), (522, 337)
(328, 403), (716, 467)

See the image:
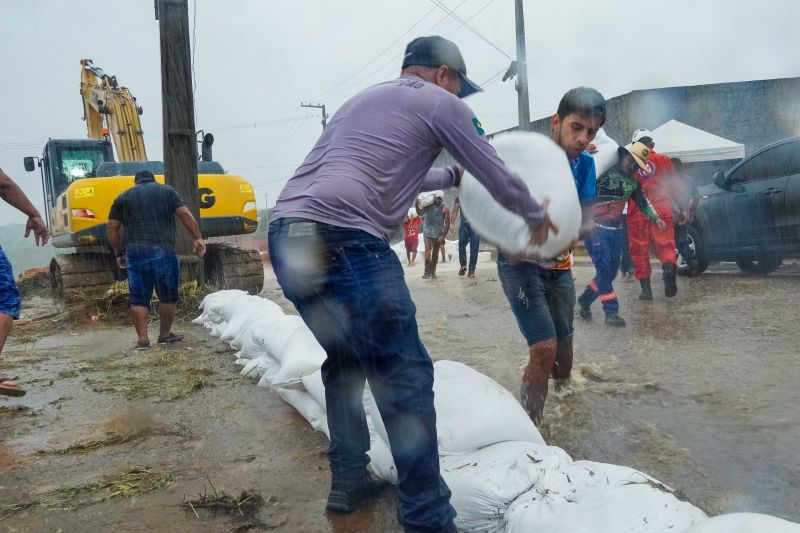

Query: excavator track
(203, 243), (264, 295)
(50, 253), (117, 300)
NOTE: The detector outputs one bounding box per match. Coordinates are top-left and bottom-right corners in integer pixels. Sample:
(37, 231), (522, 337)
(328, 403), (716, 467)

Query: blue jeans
(496, 254), (575, 345)
(583, 227), (622, 315)
(125, 244), (180, 307)
(0, 246), (20, 319)
(268, 218), (455, 532)
(458, 219), (480, 272)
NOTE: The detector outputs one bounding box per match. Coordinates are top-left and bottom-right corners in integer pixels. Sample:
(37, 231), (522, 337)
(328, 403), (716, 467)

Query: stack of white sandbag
(194, 291), (798, 533)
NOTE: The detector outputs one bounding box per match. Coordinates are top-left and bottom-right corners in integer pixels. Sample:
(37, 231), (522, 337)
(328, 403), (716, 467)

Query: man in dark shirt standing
(107, 170), (205, 349)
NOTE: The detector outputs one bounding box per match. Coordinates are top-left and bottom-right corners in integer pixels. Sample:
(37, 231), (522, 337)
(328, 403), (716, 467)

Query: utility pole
(156, 0), (201, 258)
(301, 102), (329, 130)
(514, 0), (531, 131)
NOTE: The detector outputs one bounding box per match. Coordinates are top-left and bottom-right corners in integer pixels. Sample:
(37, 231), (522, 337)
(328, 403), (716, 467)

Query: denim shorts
(125, 245), (180, 307)
(0, 246), (21, 319)
(497, 254), (576, 345)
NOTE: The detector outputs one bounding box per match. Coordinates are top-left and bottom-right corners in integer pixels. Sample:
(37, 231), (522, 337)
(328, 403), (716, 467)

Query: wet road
(408, 258), (800, 522)
(1, 258), (798, 531)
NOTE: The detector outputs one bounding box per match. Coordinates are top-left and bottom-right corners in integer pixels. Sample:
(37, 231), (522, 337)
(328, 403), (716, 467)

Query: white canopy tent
(648, 119), (745, 163)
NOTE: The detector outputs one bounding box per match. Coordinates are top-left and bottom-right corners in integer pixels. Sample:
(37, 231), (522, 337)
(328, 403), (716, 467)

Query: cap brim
(457, 73), (482, 99)
(618, 146), (649, 172)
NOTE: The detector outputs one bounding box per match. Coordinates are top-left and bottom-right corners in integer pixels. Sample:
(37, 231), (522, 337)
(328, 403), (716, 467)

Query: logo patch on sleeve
(472, 117), (485, 136)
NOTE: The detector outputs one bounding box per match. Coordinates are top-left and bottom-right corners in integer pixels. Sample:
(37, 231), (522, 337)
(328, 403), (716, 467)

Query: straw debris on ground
(183, 479), (271, 519)
(0, 468), (175, 520)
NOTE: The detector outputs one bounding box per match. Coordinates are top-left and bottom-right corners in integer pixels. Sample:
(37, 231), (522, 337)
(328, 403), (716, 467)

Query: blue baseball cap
(402, 36), (482, 99)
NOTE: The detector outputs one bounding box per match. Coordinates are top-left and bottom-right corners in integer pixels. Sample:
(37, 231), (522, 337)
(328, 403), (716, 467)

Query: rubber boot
(663, 262), (678, 297)
(520, 339), (557, 425)
(639, 278), (653, 300)
(577, 288), (593, 319)
(604, 313), (627, 327)
(551, 339), (573, 381)
(422, 260), (432, 279)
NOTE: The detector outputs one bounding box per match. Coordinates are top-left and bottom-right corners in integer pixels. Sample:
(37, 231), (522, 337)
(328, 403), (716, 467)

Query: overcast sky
(2, 0), (799, 227)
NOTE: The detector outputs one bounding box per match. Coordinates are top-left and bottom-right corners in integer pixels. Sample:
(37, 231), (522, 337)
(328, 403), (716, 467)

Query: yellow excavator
(24, 59), (263, 298)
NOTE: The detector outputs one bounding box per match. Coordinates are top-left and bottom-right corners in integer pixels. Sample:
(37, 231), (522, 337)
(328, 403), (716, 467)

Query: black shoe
(326, 475), (389, 514)
(605, 313), (626, 327)
(639, 278), (653, 301)
(663, 263), (677, 297)
(577, 292), (592, 320)
(422, 272), (431, 279)
(459, 266), (467, 276)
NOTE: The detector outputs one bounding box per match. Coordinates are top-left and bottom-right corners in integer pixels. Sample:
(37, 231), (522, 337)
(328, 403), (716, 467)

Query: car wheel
(735, 253), (783, 275)
(677, 224), (708, 277)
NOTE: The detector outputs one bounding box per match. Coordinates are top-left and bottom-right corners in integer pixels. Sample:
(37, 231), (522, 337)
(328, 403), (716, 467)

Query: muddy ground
(1, 258), (798, 531)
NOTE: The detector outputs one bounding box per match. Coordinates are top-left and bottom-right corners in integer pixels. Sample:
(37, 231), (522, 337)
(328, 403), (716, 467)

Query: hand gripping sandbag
(417, 190), (444, 209)
(459, 132), (581, 259)
(680, 513), (800, 533)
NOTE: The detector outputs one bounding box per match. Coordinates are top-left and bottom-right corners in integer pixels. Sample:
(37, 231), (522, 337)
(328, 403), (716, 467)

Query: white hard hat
(631, 128), (652, 143)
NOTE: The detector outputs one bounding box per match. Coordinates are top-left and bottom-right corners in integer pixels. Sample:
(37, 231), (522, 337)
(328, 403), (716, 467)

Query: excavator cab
(27, 139), (114, 210)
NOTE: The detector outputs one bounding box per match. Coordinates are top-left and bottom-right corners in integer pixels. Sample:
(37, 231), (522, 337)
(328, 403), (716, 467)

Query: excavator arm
(79, 59), (148, 162)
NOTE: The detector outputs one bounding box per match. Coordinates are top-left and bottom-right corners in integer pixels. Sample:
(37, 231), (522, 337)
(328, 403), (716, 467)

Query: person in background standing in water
(627, 129), (684, 299)
(450, 196), (481, 278)
(403, 211), (422, 266)
(496, 87), (604, 424)
(267, 35), (554, 532)
(0, 169), (50, 397)
(416, 192), (450, 280)
(578, 143), (667, 327)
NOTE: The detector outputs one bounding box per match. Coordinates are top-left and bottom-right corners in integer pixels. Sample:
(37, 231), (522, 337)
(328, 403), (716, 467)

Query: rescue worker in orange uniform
(626, 129), (685, 299)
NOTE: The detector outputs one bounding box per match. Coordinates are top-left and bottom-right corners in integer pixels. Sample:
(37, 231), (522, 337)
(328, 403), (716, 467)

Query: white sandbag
(504, 460), (707, 533)
(442, 441), (572, 533)
(367, 433), (397, 484)
(592, 127), (619, 178)
(238, 324), (270, 360)
(417, 190), (443, 209)
(209, 321), (228, 338)
(230, 316), (272, 351)
(459, 132), (580, 259)
(681, 513), (800, 533)
(270, 325), (327, 388)
(369, 360), (544, 455)
(220, 299), (280, 342)
(301, 369), (326, 410)
(199, 289), (246, 310)
(258, 315), (305, 360)
(276, 388), (330, 438)
(202, 290), (249, 322)
(191, 313), (207, 325)
(240, 355), (274, 379)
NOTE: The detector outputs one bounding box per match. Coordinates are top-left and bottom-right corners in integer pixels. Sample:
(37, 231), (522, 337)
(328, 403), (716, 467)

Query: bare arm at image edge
(0, 169), (49, 245)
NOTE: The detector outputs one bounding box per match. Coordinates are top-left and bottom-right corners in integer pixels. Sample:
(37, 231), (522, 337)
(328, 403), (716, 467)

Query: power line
(428, 0), (512, 60)
(323, 0), (469, 105)
(311, 4), (438, 101)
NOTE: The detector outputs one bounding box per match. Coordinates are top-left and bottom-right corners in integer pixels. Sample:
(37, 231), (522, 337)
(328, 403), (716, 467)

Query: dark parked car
(682, 136), (800, 275)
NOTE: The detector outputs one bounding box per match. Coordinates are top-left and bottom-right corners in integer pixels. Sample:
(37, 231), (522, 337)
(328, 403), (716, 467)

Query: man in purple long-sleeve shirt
(269, 36), (552, 533)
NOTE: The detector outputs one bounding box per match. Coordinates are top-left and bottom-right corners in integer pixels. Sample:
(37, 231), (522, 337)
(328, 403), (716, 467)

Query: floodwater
(0, 257), (797, 531)
(407, 258), (800, 522)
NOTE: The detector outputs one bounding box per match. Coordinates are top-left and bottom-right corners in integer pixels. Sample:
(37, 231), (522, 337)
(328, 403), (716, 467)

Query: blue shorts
(0, 246), (21, 319)
(125, 245), (180, 307)
(497, 254), (576, 345)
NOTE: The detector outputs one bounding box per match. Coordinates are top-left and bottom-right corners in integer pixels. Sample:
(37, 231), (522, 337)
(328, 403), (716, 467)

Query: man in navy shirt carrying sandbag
(269, 35), (554, 533)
